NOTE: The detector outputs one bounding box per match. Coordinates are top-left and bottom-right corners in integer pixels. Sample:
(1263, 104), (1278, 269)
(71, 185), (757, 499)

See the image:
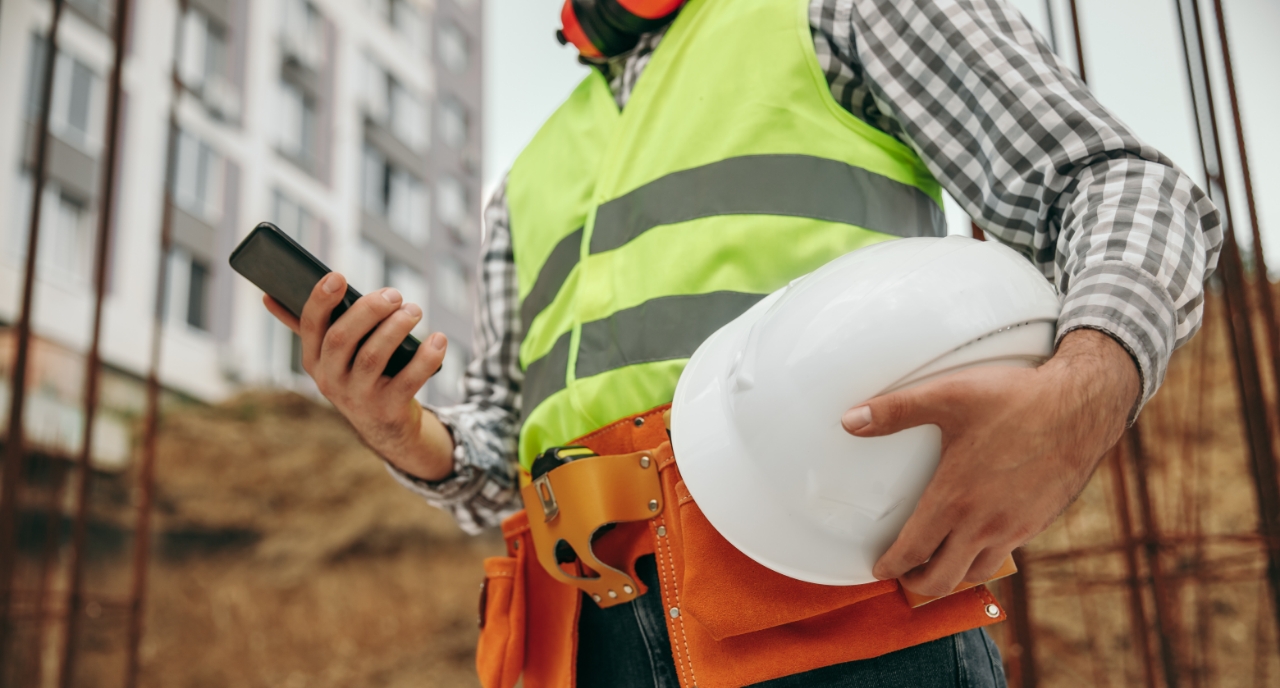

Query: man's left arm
(834, 0), (1222, 596)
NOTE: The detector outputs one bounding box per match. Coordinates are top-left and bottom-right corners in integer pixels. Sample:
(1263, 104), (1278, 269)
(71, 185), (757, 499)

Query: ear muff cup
(563, 0), (685, 59)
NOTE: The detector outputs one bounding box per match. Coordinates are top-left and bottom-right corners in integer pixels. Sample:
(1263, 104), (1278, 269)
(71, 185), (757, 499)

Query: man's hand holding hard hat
(844, 326), (1139, 598)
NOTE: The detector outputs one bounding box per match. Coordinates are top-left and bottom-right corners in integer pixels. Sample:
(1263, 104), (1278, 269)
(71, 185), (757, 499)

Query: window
(354, 239), (387, 293)
(277, 79), (316, 165)
(358, 53), (389, 122)
(436, 255), (470, 314)
(437, 22), (470, 74)
(392, 0), (426, 50)
(24, 35), (103, 153)
(439, 96), (468, 149)
(273, 191), (321, 254)
(171, 129), (223, 222)
(177, 7), (238, 119)
(68, 0), (112, 27)
(388, 263), (430, 338)
(433, 350), (466, 400)
(363, 144), (429, 245)
(281, 0), (324, 69)
(361, 54), (428, 151)
(8, 174), (93, 285)
(165, 247), (211, 331)
(437, 175), (468, 232)
(390, 81), (427, 151)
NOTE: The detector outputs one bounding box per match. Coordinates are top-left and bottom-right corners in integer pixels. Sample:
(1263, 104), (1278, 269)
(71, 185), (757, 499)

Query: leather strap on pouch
(520, 450), (663, 608)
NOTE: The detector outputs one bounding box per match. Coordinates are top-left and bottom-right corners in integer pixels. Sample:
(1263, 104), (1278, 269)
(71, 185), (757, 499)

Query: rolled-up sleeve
(840, 0), (1221, 409)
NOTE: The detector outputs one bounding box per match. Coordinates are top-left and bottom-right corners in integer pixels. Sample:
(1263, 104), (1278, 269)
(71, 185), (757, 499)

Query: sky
(483, 0), (1278, 259)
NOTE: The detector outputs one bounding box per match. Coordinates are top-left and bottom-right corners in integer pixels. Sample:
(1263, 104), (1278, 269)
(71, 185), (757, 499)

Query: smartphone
(229, 222), (420, 377)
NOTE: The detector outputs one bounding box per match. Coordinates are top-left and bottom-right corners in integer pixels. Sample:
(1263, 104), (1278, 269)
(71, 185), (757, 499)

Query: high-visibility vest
(507, 0), (945, 471)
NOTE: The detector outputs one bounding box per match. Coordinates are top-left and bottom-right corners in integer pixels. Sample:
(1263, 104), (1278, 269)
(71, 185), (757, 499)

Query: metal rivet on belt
(985, 603), (1000, 618)
(608, 590), (618, 599)
(648, 499), (659, 512)
(640, 456), (651, 469)
(592, 594), (601, 603)
(669, 607), (680, 618)
(657, 525), (666, 537)
(623, 585), (634, 594)
(512, 540), (519, 550)
(634, 417), (645, 427)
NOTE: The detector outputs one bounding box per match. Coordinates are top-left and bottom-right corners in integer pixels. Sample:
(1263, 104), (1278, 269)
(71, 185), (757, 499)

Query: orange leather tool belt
(476, 405), (1009, 688)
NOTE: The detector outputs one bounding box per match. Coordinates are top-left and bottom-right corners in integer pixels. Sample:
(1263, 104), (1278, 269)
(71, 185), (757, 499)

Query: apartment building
(0, 0), (484, 466)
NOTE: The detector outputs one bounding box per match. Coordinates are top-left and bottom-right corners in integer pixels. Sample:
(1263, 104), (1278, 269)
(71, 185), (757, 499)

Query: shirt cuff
(382, 405), (519, 534)
(1056, 261), (1176, 417)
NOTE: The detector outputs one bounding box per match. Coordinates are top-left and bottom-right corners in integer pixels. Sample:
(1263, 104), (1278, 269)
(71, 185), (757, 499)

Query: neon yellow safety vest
(506, 0), (945, 471)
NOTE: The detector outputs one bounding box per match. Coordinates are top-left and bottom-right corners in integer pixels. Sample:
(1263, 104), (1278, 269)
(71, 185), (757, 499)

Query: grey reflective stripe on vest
(521, 227), (583, 332)
(590, 154), (945, 253)
(576, 291), (765, 379)
(517, 155), (942, 337)
(523, 330), (572, 414)
(522, 292), (765, 410)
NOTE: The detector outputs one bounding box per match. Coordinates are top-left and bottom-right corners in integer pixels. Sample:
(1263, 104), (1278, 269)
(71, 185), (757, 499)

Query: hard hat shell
(670, 236), (1062, 585)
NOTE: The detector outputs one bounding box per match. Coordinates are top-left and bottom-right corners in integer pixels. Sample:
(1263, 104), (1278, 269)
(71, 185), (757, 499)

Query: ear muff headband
(558, 0), (686, 60)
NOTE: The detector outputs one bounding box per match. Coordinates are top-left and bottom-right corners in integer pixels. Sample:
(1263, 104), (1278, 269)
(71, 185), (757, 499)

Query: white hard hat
(670, 236), (1061, 585)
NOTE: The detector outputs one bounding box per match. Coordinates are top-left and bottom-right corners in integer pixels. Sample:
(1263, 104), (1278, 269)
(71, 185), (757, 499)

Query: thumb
(841, 384), (941, 437)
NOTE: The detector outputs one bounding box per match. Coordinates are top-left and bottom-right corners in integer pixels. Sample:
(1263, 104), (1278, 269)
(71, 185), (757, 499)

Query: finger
(263, 295), (301, 334)
(963, 547), (1011, 584)
(349, 302), (424, 386)
(898, 534), (981, 599)
(318, 288), (404, 382)
(299, 273), (348, 372)
(841, 381), (949, 437)
(872, 503), (952, 581)
(391, 332), (448, 397)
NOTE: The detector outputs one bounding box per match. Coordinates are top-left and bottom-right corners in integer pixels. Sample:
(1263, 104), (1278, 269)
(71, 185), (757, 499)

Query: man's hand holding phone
(264, 271), (457, 481)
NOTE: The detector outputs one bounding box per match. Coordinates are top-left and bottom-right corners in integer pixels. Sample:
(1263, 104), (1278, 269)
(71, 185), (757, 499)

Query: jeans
(577, 555), (1007, 688)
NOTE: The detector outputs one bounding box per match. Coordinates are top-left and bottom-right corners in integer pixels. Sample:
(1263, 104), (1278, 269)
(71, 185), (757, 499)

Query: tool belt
(476, 405), (1008, 688)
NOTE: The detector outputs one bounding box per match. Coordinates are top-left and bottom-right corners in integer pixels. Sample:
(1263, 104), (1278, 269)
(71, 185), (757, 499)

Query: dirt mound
(141, 390), (503, 688)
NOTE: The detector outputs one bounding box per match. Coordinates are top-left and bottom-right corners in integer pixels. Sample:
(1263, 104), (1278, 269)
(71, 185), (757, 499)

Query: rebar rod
(1109, 447), (1160, 688)
(0, 0), (67, 677)
(31, 458), (68, 688)
(1209, 0), (1280, 414)
(1065, 0), (1086, 83)
(1007, 550), (1037, 688)
(123, 2), (189, 683)
(1128, 425), (1184, 688)
(55, 0), (133, 683)
(1172, 0), (1280, 651)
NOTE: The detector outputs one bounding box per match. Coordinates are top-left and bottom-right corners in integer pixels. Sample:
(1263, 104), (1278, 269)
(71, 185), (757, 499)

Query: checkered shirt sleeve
(814, 0), (1220, 407)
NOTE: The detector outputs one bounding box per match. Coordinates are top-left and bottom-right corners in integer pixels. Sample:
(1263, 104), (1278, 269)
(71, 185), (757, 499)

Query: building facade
(0, 0), (484, 466)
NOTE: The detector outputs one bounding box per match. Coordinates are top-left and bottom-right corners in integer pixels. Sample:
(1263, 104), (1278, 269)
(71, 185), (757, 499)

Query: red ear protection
(558, 0), (687, 60)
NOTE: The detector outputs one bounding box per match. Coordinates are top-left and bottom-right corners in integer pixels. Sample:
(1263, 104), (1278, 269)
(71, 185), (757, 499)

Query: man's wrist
(1044, 328), (1142, 429)
(373, 404), (458, 482)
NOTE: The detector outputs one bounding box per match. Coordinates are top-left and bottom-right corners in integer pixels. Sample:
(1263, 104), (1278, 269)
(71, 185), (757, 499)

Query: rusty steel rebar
(31, 458), (68, 688)
(1066, 0), (1087, 83)
(55, 0), (133, 684)
(1127, 425), (1185, 688)
(1108, 446), (1160, 688)
(1172, 0), (1280, 652)
(1209, 0), (1280, 411)
(0, 0), (67, 677)
(123, 2), (190, 683)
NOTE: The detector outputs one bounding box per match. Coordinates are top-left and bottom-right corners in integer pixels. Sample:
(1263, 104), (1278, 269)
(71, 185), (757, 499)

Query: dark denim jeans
(578, 555), (1007, 688)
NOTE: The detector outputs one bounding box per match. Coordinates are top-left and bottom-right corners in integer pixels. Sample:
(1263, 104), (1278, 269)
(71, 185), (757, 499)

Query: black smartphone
(228, 222), (420, 377)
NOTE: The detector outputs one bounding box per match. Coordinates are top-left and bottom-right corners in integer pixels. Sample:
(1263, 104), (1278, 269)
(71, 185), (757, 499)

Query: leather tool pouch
(519, 450), (664, 608)
(475, 523), (529, 688)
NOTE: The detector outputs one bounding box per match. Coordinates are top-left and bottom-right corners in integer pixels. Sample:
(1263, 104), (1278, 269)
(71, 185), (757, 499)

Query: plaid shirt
(389, 0), (1221, 533)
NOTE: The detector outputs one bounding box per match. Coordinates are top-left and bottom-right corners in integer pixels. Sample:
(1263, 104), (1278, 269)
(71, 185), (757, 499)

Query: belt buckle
(532, 474), (559, 522)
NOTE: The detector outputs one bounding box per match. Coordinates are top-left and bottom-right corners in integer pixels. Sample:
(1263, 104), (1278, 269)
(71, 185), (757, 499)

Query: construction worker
(263, 0), (1220, 685)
